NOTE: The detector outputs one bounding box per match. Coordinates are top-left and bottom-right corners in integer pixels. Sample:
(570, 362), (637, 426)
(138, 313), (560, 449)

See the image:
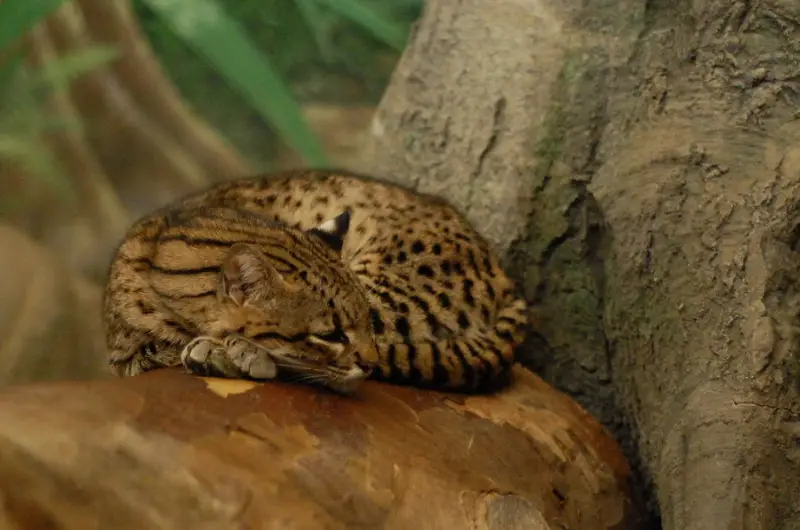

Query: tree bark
(359, 1), (800, 529)
(0, 367), (644, 530)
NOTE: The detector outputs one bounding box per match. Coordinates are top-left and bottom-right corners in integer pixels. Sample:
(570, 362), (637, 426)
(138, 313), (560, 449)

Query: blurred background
(0, 0), (421, 385)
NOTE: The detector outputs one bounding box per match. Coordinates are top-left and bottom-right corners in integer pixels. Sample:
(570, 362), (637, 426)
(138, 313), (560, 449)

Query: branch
(0, 367), (645, 529)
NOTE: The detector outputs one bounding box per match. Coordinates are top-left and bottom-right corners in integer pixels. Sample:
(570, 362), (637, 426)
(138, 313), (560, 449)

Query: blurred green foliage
(0, 0), (66, 51)
(0, 0), (120, 208)
(134, 0), (423, 168)
(0, 0), (421, 211)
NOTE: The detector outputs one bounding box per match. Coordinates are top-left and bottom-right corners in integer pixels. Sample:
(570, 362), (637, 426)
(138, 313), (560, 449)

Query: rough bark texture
(358, 1), (800, 529)
(595, 1), (800, 528)
(0, 367), (643, 530)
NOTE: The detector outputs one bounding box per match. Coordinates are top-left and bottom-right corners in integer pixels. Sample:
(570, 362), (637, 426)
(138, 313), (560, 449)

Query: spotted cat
(103, 170), (529, 393)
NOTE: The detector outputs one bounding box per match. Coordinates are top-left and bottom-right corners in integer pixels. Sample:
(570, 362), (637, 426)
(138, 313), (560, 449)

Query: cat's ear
(219, 243), (284, 306)
(307, 210), (351, 253)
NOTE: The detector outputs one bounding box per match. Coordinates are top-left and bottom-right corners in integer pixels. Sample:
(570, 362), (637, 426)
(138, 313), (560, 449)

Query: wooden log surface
(0, 366), (644, 529)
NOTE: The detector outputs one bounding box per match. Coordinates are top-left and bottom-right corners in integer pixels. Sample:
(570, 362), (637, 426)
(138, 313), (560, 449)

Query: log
(0, 366), (644, 530)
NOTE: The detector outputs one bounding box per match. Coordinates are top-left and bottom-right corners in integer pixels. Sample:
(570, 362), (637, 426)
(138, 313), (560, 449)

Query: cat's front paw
(220, 335), (277, 380)
(180, 335), (277, 380)
(180, 336), (242, 378)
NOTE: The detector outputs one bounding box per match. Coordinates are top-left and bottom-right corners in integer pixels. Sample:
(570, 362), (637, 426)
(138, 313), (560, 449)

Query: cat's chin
(323, 365), (368, 396)
(274, 360), (367, 395)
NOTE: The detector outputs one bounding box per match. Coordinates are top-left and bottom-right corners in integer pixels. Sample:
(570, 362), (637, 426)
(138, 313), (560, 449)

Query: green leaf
(0, 0), (67, 51)
(33, 45), (121, 92)
(0, 133), (72, 197)
(141, 0), (328, 166)
(0, 50), (24, 93)
(311, 0), (409, 52)
(294, 0), (337, 62)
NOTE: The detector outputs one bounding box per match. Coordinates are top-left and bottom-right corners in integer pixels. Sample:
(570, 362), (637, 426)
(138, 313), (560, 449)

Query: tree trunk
(359, 1), (800, 529)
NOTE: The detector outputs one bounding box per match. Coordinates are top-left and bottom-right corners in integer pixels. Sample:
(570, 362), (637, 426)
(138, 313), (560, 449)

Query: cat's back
(181, 170), (461, 231)
(169, 170), (486, 259)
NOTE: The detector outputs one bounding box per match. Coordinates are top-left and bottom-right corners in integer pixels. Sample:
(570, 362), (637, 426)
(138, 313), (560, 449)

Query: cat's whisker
(271, 358), (331, 378)
(275, 363), (324, 375)
(289, 373), (329, 385)
(289, 370), (328, 380)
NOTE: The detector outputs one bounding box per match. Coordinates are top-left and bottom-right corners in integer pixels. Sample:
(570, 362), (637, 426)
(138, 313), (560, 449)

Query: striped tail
(372, 297), (529, 392)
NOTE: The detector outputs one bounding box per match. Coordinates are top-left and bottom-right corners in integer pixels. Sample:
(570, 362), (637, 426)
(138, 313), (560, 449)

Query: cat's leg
(180, 335), (277, 380)
(105, 300), (189, 377)
(108, 327), (186, 377)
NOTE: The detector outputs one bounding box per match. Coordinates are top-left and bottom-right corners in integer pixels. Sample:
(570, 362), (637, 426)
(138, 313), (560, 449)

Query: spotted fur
(103, 170), (529, 392)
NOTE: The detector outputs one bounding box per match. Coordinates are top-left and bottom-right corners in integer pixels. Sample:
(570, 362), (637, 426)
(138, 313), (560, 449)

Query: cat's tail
(372, 295), (529, 392)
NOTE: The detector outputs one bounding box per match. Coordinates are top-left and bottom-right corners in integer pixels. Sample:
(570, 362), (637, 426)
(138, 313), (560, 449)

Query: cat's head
(218, 210), (378, 394)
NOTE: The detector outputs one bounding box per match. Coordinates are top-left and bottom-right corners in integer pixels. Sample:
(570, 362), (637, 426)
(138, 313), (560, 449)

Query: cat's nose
(332, 365), (368, 395)
(346, 365), (367, 380)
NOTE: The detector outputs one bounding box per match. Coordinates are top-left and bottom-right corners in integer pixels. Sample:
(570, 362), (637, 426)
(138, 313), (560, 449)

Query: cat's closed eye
(310, 329), (349, 343)
(305, 334), (347, 356)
